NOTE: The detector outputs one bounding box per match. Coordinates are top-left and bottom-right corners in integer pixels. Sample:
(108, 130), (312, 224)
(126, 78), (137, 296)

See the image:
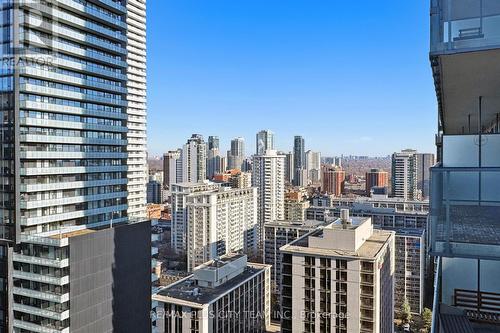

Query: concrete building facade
(322, 166), (345, 197)
(391, 149), (418, 201)
(163, 149), (182, 188)
(153, 254), (271, 333)
(182, 134), (207, 183)
(365, 169), (389, 196)
(184, 186), (258, 271)
(256, 130), (274, 156)
(280, 214), (395, 333)
(252, 150), (285, 248)
(170, 182), (221, 254)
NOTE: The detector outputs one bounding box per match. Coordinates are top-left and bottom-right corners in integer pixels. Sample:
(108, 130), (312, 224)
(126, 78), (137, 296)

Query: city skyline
(148, 130), (434, 159)
(147, 1), (437, 156)
(1, 0), (493, 332)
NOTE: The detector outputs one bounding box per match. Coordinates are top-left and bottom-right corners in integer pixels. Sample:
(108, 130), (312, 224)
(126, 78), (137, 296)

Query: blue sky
(146, 1), (437, 157)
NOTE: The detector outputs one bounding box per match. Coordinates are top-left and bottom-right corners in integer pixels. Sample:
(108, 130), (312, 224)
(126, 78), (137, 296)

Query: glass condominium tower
(430, 0), (500, 331)
(0, 1), (151, 332)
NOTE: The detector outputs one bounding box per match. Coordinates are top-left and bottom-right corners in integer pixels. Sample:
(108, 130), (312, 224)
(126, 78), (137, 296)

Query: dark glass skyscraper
(293, 135), (305, 186)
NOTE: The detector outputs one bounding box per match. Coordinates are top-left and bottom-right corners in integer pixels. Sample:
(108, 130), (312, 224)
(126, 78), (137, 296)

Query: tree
(422, 307), (432, 332)
(399, 298), (412, 323)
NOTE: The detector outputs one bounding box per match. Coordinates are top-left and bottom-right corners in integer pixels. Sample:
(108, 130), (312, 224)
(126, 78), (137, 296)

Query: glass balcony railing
(430, 0), (500, 55)
(430, 165), (500, 258)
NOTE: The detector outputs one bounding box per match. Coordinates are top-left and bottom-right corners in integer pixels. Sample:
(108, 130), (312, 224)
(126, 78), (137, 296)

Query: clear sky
(146, 1), (437, 157)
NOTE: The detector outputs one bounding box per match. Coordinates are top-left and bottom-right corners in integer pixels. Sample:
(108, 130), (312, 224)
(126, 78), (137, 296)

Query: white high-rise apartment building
(126, 0), (148, 219)
(306, 150), (321, 183)
(256, 129), (274, 155)
(185, 185), (258, 271)
(227, 136), (245, 170)
(415, 153), (435, 199)
(252, 150), (285, 247)
(182, 134), (207, 183)
(391, 149), (418, 200)
(0, 1), (153, 331)
(163, 149), (182, 187)
(206, 147), (222, 179)
(170, 182), (221, 254)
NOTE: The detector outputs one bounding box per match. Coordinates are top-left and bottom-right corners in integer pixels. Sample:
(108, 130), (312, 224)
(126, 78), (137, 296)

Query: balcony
(13, 253), (69, 268)
(13, 270), (69, 286)
(13, 303), (70, 321)
(12, 287), (69, 304)
(13, 319), (69, 333)
(430, 1), (500, 135)
(431, 0), (500, 55)
(430, 134), (500, 259)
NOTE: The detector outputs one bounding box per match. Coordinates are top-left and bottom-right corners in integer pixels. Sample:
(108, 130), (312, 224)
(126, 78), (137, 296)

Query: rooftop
(154, 260), (268, 306)
(49, 229), (95, 239)
(281, 217), (394, 260)
(265, 219), (326, 229)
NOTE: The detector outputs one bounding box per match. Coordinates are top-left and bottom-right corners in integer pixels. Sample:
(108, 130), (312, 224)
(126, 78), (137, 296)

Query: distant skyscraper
(365, 168), (389, 196)
(207, 148), (223, 179)
(252, 150), (285, 247)
(322, 165), (345, 196)
(391, 149), (418, 200)
(208, 135), (220, 150)
(227, 137), (245, 170)
(182, 134), (207, 183)
(334, 156), (342, 168)
(415, 153), (435, 199)
(147, 178), (163, 204)
(306, 150), (321, 183)
(283, 151), (294, 184)
(256, 130), (275, 155)
(293, 136), (305, 186)
(163, 149), (182, 187)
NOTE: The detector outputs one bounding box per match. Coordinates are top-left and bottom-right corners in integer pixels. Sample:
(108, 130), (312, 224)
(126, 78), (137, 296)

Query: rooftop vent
(340, 209), (351, 229)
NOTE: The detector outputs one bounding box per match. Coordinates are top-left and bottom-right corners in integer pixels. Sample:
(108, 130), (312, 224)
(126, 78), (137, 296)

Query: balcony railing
(431, 0), (500, 55)
(430, 165), (500, 258)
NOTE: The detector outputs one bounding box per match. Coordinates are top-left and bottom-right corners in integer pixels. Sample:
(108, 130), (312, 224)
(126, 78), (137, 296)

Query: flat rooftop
(154, 264), (265, 306)
(265, 219), (326, 229)
(282, 231), (393, 259)
(49, 229), (95, 239)
(196, 253), (245, 270)
(324, 216), (367, 230)
(281, 217), (394, 260)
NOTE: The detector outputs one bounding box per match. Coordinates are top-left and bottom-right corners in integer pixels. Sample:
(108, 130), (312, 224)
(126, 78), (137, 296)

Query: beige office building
(280, 212), (395, 333)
